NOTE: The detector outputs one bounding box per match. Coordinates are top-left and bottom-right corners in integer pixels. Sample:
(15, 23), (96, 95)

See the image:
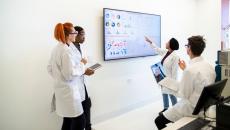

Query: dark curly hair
(74, 26), (84, 33)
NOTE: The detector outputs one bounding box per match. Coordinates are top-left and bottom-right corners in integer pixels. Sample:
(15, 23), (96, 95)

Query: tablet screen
(150, 62), (165, 83)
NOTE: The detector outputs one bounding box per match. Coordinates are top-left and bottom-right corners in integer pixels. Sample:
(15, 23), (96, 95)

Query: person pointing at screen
(145, 36), (180, 114)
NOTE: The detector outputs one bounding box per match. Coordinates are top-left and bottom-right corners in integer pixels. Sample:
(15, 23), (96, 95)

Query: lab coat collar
(189, 56), (204, 65)
(69, 42), (79, 51)
(69, 42), (75, 48)
(58, 42), (69, 48)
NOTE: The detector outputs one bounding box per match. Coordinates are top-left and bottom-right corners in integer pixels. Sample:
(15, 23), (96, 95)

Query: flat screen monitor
(103, 8), (161, 61)
(192, 79), (228, 115)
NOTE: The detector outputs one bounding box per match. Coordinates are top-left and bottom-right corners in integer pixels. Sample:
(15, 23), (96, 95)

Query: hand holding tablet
(89, 63), (102, 70)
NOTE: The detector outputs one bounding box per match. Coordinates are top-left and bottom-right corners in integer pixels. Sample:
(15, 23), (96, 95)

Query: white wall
(196, 0), (221, 65)
(0, 0), (220, 130)
(221, 0), (229, 48)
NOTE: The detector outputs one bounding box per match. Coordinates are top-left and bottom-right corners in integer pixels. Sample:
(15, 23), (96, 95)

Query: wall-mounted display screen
(103, 8), (161, 61)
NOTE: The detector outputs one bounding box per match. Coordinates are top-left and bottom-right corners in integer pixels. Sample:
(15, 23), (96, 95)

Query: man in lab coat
(72, 26), (94, 130)
(154, 35), (216, 130)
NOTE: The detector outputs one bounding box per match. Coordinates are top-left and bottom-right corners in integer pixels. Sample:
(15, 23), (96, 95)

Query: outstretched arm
(145, 36), (167, 56)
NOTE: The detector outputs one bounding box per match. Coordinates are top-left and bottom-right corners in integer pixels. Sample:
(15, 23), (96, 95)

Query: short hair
(74, 26), (84, 33)
(54, 22), (73, 44)
(169, 38), (179, 50)
(188, 35), (206, 56)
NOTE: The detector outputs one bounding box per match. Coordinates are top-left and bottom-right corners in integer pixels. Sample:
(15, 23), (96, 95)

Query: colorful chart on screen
(103, 8), (161, 60)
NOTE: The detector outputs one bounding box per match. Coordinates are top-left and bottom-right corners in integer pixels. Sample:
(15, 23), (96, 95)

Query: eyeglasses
(185, 44), (190, 48)
(69, 31), (78, 35)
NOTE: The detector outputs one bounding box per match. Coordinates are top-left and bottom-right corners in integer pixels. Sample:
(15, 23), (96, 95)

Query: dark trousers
(62, 98), (92, 130)
(155, 114), (172, 130)
(62, 114), (85, 130)
(82, 98), (92, 130)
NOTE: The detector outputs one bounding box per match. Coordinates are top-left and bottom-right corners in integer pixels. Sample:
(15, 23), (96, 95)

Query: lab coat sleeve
(61, 51), (86, 81)
(75, 62), (86, 76)
(171, 56), (179, 80)
(47, 56), (54, 78)
(150, 43), (167, 56)
(178, 70), (194, 99)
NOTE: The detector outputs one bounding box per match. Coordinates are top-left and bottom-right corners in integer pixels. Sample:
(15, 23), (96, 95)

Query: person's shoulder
(171, 51), (179, 56)
(188, 59), (214, 74)
(57, 43), (72, 55)
(197, 59), (213, 68)
(171, 52), (180, 60)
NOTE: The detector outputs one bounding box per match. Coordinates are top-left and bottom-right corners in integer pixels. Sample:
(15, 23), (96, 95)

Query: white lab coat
(47, 43), (86, 117)
(150, 44), (179, 93)
(163, 56), (216, 122)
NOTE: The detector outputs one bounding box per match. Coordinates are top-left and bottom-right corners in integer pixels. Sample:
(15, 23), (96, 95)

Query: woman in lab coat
(145, 37), (179, 113)
(154, 35), (216, 130)
(47, 22), (93, 130)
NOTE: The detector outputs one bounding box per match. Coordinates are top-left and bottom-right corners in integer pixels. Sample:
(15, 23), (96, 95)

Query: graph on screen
(103, 8), (161, 61)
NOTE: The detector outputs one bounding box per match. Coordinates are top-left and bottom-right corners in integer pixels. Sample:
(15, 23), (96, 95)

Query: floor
(93, 100), (163, 130)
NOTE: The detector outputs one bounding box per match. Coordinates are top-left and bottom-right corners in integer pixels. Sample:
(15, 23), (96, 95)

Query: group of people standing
(145, 35), (215, 130)
(47, 22), (94, 130)
(47, 22), (216, 130)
